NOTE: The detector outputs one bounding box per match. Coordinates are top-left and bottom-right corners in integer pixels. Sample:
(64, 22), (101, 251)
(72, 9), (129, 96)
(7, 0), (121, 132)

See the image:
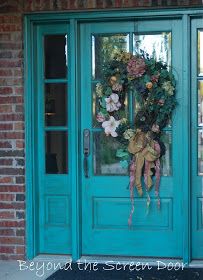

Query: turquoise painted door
(80, 20), (184, 257)
(191, 18), (203, 259)
(34, 24), (72, 254)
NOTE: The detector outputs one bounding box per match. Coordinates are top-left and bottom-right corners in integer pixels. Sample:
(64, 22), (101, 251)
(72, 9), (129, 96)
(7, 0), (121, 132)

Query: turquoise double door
(32, 17), (203, 260)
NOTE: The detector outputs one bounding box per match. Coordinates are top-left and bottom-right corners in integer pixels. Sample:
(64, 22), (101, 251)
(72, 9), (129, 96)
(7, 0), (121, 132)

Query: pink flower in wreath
(112, 83), (123, 92)
(158, 99), (165, 106)
(127, 56), (146, 78)
(105, 93), (121, 112)
(151, 74), (160, 83)
(151, 124), (160, 133)
(102, 116), (120, 137)
(96, 112), (105, 123)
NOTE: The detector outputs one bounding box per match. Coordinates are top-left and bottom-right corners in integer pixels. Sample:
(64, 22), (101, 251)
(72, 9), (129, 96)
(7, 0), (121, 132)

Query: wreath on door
(96, 50), (177, 226)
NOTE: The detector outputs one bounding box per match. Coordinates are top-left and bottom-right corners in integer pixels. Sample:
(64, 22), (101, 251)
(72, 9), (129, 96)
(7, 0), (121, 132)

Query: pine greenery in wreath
(96, 50), (177, 225)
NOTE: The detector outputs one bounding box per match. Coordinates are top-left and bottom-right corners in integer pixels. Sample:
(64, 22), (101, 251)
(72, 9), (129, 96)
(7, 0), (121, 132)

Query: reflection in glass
(133, 33), (171, 67)
(93, 132), (128, 175)
(198, 31), (203, 76)
(45, 132), (68, 174)
(160, 132), (172, 176)
(198, 130), (203, 175)
(44, 35), (67, 79)
(198, 81), (203, 126)
(92, 34), (129, 80)
(45, 83), (67, 126)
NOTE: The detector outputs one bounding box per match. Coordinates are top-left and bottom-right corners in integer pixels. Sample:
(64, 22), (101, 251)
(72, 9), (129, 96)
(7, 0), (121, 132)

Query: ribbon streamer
(127, 129), (161, 225)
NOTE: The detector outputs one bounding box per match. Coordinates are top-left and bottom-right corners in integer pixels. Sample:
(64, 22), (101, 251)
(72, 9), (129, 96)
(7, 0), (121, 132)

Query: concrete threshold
(0, 255), (71, 280)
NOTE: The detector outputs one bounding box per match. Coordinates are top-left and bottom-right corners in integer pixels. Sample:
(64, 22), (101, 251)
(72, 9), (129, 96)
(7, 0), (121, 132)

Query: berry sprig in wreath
(96, 50), (177, 225)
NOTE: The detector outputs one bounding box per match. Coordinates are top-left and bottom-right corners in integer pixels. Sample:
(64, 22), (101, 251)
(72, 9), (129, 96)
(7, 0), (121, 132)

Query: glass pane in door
(198, 81), (203, 126)
(44, 35), (67, 79)
(45, 131), (68, 174)
(92, 34), (130, 80)
(133, 32), (171, 67)
(45, 83), (67, 126)
(198, 30), (203, 76)
(93, 132), (128, 175)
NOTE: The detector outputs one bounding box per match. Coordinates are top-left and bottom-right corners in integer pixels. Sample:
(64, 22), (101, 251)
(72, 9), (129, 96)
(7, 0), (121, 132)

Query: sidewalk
(0, 255), (69, 280)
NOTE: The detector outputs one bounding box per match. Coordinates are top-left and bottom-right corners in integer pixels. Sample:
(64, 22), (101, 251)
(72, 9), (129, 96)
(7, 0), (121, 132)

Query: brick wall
(0, 0), (202, 261)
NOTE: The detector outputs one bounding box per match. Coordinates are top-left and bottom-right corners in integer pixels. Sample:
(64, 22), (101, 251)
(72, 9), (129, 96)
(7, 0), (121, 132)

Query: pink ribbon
(128, 157), (135, 227)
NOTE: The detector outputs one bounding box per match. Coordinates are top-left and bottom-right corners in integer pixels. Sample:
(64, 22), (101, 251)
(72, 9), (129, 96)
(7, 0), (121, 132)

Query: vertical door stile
(191, 18), (203, 260)
(70, 18), (80, 261)
(37, 25), (45, 253)
(25, 18), (36, 259)
(182, 14), (191, 265)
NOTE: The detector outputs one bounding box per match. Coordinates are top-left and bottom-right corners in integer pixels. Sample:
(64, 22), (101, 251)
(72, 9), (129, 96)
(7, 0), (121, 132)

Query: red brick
(0, 202), (25, 210)
(0, 229), (15, 236)
(14, 122), (24, 130)
(0, 254), (25, 260)
(0, 211), (15, 219)
(0, 59), (22, 68)
(0, 131), (24, 139)
(14, 87), (23, 94)
(0, 141), (12, 149)
(0, 220), (25, 228)
(11, 33), (22, 43)
(0, 186), (24, 192)
(0, 34), (11, 41)
(0, 96), (23, 104)
(0, 105), (13, 113)
(0, 246), (15, 254)
(0, 24), (22, 32)
(69, 0), (77, 9)
(0, 193), (15, 201)
(0, 78), (22, 86)
(0, 43), (22, 50)
(0, 123), (13, 130)
(16, 229), (25, 236)
(95, 0), (104, 8)
(0, 114), (24, 122)
(16, 246), (25, 254)
(15, 105), (24, 113)
(0, 51), (12, 58)
(0, 87), (13, 94)
(0, 150), (24, 157)
(0, 159), (13, 165)
(0, 168), (24, 176)
(15, 176), (25, 184)
(0, 237), (24, 245)
(0, 16), (22, 24)
(115, 0), (122, 7)
(0, 69), (13, 76)
(16, 140), (24, 149)
(13, 69), (22, 77)
(0, 177), (13, 184)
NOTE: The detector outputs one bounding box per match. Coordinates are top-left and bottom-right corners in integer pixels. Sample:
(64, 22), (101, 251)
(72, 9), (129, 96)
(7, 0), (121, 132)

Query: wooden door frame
(24, 8), (202, 264)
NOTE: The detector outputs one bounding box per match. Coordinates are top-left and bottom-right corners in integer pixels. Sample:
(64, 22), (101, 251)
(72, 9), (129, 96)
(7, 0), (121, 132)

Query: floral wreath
(96, 50), (177, 226)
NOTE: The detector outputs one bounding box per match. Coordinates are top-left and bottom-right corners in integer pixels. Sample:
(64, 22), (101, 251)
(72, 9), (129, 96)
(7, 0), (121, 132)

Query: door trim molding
(181, 14), (191, 266)
(24, 7), (203, 262)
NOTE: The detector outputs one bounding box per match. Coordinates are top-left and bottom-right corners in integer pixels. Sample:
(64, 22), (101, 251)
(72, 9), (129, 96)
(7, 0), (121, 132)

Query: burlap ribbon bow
(128, 129), (161, 196)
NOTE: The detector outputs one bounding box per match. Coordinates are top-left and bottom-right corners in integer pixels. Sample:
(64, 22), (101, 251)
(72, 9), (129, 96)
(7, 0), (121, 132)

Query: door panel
(80, 20), (183, 257)
(35, 24), (71, 254)
(191, 19), (203, 259)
